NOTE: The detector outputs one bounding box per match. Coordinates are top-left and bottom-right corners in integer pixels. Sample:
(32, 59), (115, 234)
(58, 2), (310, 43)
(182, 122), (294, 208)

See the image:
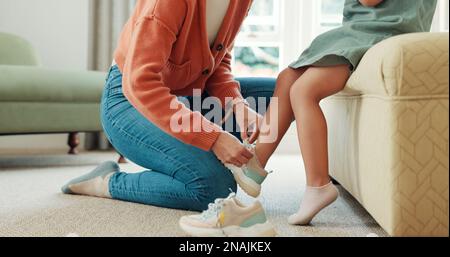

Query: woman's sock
(288, 182), (339, 225)
(61, 161), (120, 198)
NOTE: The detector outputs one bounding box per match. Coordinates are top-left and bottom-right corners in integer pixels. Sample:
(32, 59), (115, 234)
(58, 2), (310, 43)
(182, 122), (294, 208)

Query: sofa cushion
(0, 65), (106, 103)
(344, 32), (449, 98)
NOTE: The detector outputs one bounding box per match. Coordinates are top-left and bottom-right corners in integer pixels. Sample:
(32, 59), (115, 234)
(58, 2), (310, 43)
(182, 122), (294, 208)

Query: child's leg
(255, 67), (306, 167)
(290, 65), (350, 187)
(288, 65), (350, 225)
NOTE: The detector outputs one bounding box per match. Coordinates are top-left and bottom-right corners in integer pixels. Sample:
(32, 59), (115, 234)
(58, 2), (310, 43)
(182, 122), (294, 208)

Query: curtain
(85, 0), (136, 150)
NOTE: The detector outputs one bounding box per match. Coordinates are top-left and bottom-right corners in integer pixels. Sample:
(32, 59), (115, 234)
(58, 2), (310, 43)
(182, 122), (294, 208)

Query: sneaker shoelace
(243, 139), (255, 149)
(200, 193), (236, 220)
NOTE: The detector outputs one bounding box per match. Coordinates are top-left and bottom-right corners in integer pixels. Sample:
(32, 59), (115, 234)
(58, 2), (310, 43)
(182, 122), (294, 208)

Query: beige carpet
(0, 151), (387, 237)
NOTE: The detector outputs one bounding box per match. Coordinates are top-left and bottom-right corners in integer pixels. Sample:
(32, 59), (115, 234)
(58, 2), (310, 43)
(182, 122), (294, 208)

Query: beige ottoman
(323, 32), (449, 236)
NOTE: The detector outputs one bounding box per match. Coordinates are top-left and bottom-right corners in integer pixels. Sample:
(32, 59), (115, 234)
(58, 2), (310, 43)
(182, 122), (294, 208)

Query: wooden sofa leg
(68, 132), (80, 155)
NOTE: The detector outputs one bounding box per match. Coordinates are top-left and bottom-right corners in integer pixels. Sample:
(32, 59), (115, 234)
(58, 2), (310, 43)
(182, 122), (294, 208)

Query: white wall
(0, 0), (90, 151)
(0, 0), (89, 70)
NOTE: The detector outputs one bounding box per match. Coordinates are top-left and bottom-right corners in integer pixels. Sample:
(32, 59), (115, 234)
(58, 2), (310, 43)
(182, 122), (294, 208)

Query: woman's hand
(212, 132), (254, 167)
(234, 103), (263, 144)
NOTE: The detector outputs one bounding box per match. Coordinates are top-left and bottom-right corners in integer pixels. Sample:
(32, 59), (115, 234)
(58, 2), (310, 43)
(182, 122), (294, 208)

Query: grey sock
(61, 161), (120, 197)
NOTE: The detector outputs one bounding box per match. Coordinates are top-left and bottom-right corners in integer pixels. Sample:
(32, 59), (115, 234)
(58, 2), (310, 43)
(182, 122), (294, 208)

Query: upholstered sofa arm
(0, 32), (40, 66)
(0, 65), (106, 103)
(344, 32), (449, 98)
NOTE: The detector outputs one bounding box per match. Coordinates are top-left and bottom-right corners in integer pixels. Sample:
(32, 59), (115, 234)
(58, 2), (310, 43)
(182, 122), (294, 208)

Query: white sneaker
(179, 194), (277, 237)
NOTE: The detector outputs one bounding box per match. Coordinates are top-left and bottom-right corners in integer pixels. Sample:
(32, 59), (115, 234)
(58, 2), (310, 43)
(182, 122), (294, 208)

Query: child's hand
(358, 0), (383, 7)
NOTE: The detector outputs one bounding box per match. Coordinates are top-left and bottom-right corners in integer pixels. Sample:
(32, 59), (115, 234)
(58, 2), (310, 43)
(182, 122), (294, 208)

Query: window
(233, 0), (449, 77)
(317, 0), (345, 34)
(232, 0), (346, 77)
(433, 0), (449, 32)
(233, 0), (281, 77)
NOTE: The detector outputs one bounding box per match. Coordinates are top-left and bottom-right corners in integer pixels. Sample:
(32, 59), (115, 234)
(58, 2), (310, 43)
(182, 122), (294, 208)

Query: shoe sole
(179, 220), (277, 237)
(226, 164), (261, 198)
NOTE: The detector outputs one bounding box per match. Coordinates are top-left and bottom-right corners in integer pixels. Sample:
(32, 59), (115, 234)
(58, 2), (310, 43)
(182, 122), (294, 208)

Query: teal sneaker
(225, 142), (271, 197)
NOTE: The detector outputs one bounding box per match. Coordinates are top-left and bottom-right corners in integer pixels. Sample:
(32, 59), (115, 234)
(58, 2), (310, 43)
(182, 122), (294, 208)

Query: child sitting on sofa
(268, 0), (438, 225)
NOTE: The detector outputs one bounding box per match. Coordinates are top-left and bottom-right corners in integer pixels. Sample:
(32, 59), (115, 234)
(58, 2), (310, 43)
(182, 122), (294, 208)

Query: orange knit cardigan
(114, 0), (252, 151)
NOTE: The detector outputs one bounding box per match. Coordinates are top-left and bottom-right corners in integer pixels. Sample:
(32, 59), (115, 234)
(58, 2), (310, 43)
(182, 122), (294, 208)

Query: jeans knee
(188, 169), (237, 211)
(194, 187), (236, 211)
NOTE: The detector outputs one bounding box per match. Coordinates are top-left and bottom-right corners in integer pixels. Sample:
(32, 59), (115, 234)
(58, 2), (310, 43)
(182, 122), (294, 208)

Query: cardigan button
(216, 44), (224, 51)
(202, 69), (210, 75)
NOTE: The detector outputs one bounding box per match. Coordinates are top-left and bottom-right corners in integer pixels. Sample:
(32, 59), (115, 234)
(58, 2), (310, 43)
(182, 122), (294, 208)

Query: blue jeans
(101, 65), (275, 211)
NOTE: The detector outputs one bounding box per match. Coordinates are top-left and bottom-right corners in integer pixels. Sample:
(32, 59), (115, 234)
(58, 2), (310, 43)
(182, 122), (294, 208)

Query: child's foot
(225, 142), (270, 198)
(288, 182), (339, 225)
(179, 193), (277, 237)
(61, 161), (120, 198)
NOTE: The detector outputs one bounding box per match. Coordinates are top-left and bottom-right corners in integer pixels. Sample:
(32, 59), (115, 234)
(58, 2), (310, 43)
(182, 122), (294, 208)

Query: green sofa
(0, 32), (107, 154)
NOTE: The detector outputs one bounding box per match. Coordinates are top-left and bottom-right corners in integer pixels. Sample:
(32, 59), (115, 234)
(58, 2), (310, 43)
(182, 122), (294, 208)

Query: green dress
(290, 0), (438, 71)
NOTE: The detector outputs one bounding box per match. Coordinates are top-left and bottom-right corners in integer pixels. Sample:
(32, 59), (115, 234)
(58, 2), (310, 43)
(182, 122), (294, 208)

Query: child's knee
(277, 68), (293, 81)
(277, 67), (303, 84)
(289, 68), (348, 103)
(290, 81), (319, 104)
(274, 68), (304, 100)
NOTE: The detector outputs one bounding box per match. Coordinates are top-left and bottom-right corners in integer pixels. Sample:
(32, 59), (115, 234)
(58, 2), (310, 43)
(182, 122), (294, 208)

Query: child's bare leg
(256, 67), (306, 167)
(290, 65), (350, 186)
(288, 65), (350, 225)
